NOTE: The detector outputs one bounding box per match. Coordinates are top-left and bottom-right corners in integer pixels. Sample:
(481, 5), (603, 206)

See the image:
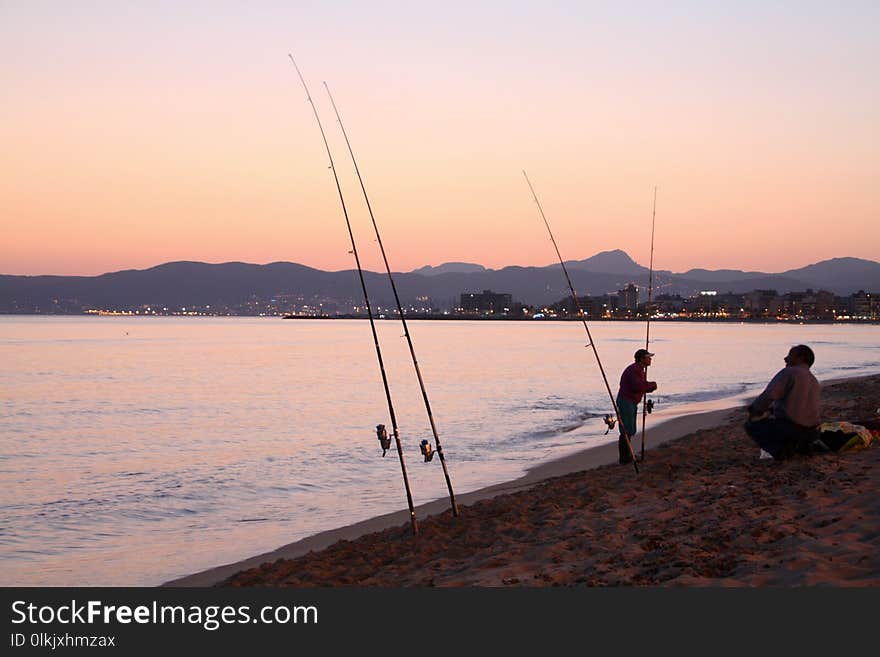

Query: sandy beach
(168, 374), (880, 587)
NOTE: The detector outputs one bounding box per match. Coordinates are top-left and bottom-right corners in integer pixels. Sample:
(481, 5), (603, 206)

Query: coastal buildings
(15, 286), (880, 321)
(459, 290), (515, 315)
(536, 287), (879, 321)
(616, 284), (639, 315)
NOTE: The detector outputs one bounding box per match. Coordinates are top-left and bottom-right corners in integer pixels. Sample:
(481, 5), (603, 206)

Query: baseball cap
(634, 348), (655, 360)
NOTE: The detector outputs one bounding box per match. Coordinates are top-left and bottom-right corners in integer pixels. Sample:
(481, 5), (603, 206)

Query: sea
(1, 316), (878, 586)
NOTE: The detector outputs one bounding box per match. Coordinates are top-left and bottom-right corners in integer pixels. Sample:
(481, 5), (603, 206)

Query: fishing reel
(420, 439), (434, 462)
(645, 399), (656, 414)
(603, 414), (616, 435)
(376, 424), (391, 457)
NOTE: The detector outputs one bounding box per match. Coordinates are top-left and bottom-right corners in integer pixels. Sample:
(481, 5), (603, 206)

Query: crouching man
(745, 344), (821, 460)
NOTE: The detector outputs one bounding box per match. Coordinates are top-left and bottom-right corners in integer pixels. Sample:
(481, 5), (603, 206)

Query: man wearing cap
(616, 349), (658, 464)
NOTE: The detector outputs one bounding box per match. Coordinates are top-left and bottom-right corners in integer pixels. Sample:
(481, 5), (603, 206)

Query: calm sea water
(1, 317), (878, 585)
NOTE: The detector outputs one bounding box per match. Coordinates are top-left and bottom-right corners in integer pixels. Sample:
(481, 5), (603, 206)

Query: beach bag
(816, 421), (875, 452)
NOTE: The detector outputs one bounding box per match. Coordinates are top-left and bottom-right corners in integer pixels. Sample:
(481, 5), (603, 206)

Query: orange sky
(2, 2), (877, 276)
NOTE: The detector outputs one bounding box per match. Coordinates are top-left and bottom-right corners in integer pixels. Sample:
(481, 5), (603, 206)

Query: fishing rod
(522, 171), (639, 474)
(287, 55), (418, 534)
(640, 187), (657, 462)
(323, 82), (459, 516)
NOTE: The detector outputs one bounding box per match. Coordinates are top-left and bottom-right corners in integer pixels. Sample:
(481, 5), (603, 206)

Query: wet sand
(168, 374), (880, 587)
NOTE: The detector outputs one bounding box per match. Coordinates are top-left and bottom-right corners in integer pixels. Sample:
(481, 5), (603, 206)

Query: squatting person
(745, 344), (821, 460)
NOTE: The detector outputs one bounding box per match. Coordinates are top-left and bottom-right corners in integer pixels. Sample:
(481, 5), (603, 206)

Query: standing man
(745, 344), (821, 460)
(616, 348), (658, 464)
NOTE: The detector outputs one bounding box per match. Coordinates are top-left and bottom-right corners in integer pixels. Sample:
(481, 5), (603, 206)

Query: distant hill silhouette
(1, 254), (878, 313)
(782, 257), (880, 291)
(565, 249), (649, 276)
(411, 262), (487, 276)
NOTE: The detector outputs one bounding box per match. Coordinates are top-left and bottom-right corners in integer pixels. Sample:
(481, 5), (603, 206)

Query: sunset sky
(2, 1), (878, 277)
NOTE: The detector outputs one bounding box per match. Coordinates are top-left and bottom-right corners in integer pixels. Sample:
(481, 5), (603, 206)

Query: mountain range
(1, 251), (878, 313)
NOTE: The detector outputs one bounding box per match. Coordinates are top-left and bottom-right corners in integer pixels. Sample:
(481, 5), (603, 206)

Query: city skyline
(4, 252), (877, 317)
(3, 2), (878, 276)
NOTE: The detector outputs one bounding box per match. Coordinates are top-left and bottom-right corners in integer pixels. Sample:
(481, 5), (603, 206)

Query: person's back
(752, 364), (821, 428)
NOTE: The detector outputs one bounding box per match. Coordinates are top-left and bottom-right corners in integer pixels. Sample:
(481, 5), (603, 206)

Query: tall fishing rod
(323, 82), (459, 516)
(287, 55), (418, 534)
(640, 187), (657, 462)
(522, 171), (639, 474)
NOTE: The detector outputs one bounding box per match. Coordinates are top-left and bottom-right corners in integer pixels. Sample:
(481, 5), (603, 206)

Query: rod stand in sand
(288, 54), (418, 535)
(323, 80), (459, 517)
(523, 170), (639, 474)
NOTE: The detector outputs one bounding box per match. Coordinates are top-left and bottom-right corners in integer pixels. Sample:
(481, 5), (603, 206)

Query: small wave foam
(519, 394), (576, 412)
(832, 362), (880, 371)
(662, 382), (754, 405)
(504, 408), (606, 445)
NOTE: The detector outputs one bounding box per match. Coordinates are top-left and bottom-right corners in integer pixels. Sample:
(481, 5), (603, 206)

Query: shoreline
(164, 404), (739, 587)
(166, 372), (878, 587)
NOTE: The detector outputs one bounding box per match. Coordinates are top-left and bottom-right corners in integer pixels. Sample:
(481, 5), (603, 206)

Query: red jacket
(618, 363), (656, 404)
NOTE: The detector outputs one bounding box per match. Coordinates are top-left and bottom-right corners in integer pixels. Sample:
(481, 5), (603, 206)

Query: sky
(2, 1), (878, 276)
